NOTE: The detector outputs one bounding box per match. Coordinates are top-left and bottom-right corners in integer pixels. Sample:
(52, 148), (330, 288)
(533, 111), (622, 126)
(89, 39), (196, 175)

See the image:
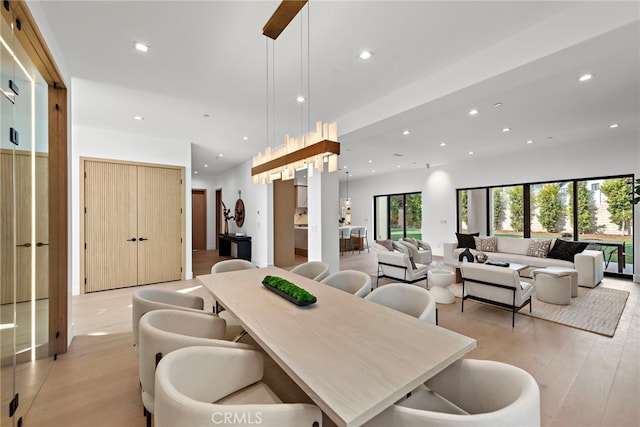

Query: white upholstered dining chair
(363, 358), (540, 427)
(290, 261), (330, 281)
(320, 270), (371, 298)
(154, 346), (323, 427)
(138, 309), (253, 427)
(132, 288), (206, 354)
(365, 282), (437, 325)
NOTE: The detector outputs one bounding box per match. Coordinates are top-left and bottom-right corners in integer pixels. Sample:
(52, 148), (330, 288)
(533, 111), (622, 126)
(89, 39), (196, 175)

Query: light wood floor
(21, 250), (640, 426)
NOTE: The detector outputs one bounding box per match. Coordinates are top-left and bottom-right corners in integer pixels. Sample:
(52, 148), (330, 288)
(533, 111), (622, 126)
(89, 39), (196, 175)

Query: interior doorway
(215, 189), (222, 250)
(192, 189), (207, 250)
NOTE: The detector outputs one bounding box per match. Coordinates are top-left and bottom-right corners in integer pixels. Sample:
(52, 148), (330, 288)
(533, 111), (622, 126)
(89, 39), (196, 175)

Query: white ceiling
(35, 1), (639, 180)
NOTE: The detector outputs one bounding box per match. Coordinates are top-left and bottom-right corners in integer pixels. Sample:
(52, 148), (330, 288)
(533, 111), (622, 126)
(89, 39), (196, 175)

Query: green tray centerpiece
(262, 275), (317, 306)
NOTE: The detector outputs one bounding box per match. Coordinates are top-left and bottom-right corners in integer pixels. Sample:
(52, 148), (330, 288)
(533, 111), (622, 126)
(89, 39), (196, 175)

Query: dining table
(197, 266), (476, 427)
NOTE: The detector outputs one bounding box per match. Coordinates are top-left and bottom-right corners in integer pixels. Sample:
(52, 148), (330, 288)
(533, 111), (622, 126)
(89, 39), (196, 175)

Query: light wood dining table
(197, 266), (476, 427)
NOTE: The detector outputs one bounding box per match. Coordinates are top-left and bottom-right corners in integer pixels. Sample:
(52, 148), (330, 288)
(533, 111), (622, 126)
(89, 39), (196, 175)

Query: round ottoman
(427, 270), (455, 304)
(532, 268), (575, 305)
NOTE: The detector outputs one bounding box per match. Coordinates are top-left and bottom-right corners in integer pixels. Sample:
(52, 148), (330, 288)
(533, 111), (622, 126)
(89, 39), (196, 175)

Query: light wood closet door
(1, 152), (16, 305)
(137, 166), (182, 285)
(84, 161), (138, 292)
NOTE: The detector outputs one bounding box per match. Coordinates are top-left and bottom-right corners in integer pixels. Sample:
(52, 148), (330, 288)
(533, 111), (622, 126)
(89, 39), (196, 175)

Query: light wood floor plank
(16, 250), (640, 426)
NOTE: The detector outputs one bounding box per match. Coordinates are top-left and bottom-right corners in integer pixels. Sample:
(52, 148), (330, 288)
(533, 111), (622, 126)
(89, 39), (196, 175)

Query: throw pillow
(405, 237), (419, 247)
(527, 239), (552, 258)
(375, 239), (394, 251)
(418, 241), (429, 250)
(474, 236), (498, 252)
(456, 232), (479, 249)
(409, 256), (417, 270)
(547, 239), (588, 262)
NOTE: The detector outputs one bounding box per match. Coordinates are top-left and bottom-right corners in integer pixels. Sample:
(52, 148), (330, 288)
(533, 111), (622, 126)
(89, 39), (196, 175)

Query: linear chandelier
(252, 0), (340, 185)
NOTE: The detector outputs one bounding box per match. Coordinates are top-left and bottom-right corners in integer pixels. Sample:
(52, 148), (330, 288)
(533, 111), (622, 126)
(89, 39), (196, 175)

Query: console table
(218, 234), (251, 261)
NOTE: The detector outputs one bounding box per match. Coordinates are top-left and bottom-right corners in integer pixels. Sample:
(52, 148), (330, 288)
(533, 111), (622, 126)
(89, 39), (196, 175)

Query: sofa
(444, 236), (604, 288)
(371, 240), (430, 286)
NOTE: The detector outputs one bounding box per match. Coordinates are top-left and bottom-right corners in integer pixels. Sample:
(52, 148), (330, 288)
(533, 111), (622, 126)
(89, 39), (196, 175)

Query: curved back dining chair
(321, 270), (371, 298)
(365, 283), (437, 325)
(132, 288), (205, 354)
(154, 346), (323, 427)
(139, 309), (253, 427)
(211, 259), (255, 274)
(290, 261), (330, 281)
(363, 358), (540, 427)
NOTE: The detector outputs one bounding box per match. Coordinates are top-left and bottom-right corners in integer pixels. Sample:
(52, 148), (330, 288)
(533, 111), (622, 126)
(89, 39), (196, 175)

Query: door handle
(17, 243), (31, 248)
(36, 242), (49, 247)
(138, 237), (148, 241)
(127, 238), (137, 242)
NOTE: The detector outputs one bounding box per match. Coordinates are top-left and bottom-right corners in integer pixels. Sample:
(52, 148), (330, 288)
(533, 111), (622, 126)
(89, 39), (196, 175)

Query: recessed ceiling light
(204, 164), (208, 168)
(296, 95), (306, 103)
(217, 154), (223, 158)
(371, 170), (376, 173)
(397, 165), (401, 168)
(194, 170), (198, 174)
(578, 73), (593, 82)
(468, 151), (474, 155)
(502, 127), (511, 132)
(368, 160), (373, 163)
(242, 136), (249, 141)
(359, 50), (374, 60)
(402, 130), (410, 135)
(494, 102), (503, 107)
(609, 123), (620, 129)
(439, 142), (447, 147)
(469, 109), (479, 116)
(134, 42), (149, 53)
(525, 139), (534, 144)
(342, 166), (348, 169)
(134, 115), (144, 121)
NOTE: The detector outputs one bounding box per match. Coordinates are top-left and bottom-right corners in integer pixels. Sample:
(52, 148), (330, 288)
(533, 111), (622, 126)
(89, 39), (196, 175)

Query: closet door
(137, 166), (182, 285)
(84, 161), (138, 292)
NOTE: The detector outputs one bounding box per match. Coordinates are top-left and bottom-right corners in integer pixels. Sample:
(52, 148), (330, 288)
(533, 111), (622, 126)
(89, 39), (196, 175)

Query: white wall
(308, 167), (340, 274)
(202, 159), (273, 267)
(344, 136), (640, 282)
(71, 124), (192, 296)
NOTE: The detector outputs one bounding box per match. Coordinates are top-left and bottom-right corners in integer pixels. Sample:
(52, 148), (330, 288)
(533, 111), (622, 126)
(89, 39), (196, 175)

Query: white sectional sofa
(444, 236), (604, 288)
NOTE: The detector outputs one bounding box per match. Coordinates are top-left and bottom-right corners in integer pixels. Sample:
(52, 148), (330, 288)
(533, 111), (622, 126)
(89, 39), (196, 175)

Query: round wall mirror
(234, 199), (245, 227)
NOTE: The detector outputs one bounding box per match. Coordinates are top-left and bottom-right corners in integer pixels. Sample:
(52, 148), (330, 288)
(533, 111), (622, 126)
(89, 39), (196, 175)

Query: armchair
(460, 263), (534, 327)
(154, 346), (322, 427)
(399, 237), (432, 264)
(372, 241), (429, 287)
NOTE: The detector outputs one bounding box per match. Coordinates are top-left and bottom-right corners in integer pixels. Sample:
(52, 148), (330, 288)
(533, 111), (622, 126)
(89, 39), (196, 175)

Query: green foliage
(460, 190), (468, 226)
(536, 184), (562, 232)
(263, 275), (316, 303)
(390, 196), (400, 225)
(631, 178), (640, 205)
(405, 193), (422, 229)
(568, 182), (597, 233)
(507, 186), (524, 231)
(600, 178), (633, 235)
(492, 188), (506, 230)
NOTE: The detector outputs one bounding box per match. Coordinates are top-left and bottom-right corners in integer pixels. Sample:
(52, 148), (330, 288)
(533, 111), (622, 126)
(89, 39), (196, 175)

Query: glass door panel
(389, 195), (404, 241)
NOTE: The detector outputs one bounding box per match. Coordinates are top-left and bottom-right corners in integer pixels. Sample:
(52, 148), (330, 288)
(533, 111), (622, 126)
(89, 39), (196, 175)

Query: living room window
(457, 174), (634, 276)
(374, 192), (422, 241)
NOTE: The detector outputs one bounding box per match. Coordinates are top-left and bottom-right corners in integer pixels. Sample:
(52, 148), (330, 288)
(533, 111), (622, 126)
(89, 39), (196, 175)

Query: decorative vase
(458, 247), (474, 263)
(475, 251), (488, 263)
(224, 220), (229, 234)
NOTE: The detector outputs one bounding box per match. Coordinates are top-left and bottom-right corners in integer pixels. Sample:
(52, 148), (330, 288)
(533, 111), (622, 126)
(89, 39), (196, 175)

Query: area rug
(450, 283), (629, 337)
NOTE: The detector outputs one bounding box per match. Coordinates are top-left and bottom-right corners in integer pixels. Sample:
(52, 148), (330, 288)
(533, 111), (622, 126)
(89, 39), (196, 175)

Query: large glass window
(374, 192), (422, 241)
(458, 174), (634, 276)
(529, 181), (572, 239)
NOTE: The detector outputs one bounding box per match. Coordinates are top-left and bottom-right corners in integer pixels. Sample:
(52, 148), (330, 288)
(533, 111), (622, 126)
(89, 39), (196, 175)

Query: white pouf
(427, 270), (455, 304)
(532, 268), (575, 305)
